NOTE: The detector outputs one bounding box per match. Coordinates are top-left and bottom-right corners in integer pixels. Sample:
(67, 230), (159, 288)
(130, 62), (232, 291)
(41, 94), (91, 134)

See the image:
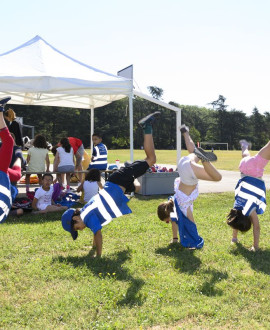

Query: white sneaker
(239, 139), (251, 150)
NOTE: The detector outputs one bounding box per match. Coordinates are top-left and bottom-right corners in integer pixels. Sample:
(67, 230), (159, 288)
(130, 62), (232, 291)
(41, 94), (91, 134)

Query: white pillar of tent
(176, 109), (181, 164)
(129, 92), (134, 162)
(90, 107), (94, 152)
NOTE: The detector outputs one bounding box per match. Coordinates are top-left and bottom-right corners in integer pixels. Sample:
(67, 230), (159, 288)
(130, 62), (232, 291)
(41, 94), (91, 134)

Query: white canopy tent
(0, 35), (181, 162)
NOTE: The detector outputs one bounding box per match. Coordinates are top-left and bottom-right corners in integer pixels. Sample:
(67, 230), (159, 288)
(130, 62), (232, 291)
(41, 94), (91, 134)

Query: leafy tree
(250, 107), (267, 149)
(147, 86), (164, 100)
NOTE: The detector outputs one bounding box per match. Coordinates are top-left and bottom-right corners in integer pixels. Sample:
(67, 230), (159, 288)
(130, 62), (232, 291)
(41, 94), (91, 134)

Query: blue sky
(1, 0), (270, 114)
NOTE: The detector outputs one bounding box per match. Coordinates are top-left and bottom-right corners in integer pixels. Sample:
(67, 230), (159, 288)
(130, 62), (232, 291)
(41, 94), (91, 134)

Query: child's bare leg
(239, 140), (251, 158)
(0, 112), (6, 129)
(182, 130), (196, 154)
(144, 134), (156, 167)
(60, 173), (65, 186)
(26, 174), (30, 191)
(191, 161), (222, 181)
(66, 173), (71, 187)
(250, 211), (260, 251)
(45, 205), (68, 213)
(257, 141), (270, 160)
(138, 112), (160, 167)
(231, 229), (238, 243)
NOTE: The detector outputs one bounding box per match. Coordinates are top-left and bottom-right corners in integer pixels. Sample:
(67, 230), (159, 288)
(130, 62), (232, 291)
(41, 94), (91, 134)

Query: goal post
(199, 142), (229, 151)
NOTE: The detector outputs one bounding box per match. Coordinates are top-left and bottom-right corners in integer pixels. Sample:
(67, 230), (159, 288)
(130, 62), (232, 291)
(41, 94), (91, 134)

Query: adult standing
(4, 108), (23, 148)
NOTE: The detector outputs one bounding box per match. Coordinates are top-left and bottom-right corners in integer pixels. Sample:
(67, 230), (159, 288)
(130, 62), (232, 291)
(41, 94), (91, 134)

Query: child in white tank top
(77, 168), (103, 203)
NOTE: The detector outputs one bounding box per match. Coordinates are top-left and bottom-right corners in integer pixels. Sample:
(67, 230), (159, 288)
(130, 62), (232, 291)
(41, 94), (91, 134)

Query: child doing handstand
(157, 125), (222, 248)
(61, 112), (160, 257)
(227, 139), (270, 251)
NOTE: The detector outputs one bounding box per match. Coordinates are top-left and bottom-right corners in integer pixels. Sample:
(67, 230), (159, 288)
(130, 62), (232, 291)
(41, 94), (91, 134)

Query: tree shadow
(156, 244), (228, 297)
(54, 249), (145, 306)
(231, 243), (270, 275)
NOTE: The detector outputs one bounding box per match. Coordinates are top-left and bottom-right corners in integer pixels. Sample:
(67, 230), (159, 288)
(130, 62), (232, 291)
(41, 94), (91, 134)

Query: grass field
(4, 149), (270, 328)
(44, 149), (266, 173)
(1, 190), (270, 328)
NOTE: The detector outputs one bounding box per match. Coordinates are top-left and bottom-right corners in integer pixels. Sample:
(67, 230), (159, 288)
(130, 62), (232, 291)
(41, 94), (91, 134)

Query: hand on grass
(249, 246), (260, 252)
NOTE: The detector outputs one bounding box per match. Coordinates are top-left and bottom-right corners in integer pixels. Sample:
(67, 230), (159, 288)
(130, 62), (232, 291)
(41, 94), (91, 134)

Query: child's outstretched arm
(250, 211), (260, 251)
(94, 230), (102, 257)
(46, 153), (50, 172)
(171, 221), (178, 243)
(32, 198), (38, 211)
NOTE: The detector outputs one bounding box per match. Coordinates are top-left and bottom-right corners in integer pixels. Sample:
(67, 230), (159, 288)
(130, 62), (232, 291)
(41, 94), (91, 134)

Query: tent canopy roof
(0, 35), (132, 109)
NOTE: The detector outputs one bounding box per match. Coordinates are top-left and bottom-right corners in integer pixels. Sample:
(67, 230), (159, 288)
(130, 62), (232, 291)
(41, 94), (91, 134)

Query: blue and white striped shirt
(80, 181), (132, 234)
(89, 143), (108, 170)
(0, 171), (12, 223)
(234, 176), (266, 216)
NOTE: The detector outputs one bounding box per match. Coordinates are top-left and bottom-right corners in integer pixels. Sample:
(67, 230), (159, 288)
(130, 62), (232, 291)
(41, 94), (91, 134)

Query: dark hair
(71, 208), (81, 229)
(85, 169), (101, 182)
(157, 199), (174, 221)
(60, 137), (71, 153)
(42, 173), (53, 180)
(33, 135), (47, 149)
(92, 133), (102, 139)
(227, 208), (252, 232)
(51, 145), (58, 156)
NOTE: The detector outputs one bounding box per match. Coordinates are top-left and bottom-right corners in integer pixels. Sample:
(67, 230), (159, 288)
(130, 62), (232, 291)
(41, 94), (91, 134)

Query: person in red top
(68, 137), (85, 182)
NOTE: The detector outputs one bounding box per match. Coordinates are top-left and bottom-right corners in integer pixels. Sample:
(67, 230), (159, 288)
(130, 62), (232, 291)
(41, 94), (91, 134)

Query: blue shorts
(58, 165), (75, 173)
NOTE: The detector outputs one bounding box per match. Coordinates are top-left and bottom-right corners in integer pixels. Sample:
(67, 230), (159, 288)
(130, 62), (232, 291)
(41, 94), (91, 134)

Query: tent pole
(129, 93), (134, 162)
(90, 107), (94, 153)
(176, 109), (181, 164)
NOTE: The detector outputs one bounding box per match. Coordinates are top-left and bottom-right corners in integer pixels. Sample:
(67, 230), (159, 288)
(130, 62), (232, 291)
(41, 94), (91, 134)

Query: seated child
(157, 125), (222, 248)
(32, 173), (68, 214)
(227, 139), (270, 251)
(77, 168), (103, 203)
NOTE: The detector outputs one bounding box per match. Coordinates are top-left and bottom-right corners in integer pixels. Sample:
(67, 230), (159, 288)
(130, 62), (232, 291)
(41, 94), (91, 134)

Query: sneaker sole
(138, 111), (161, 126)
(194, 147), (217, 162)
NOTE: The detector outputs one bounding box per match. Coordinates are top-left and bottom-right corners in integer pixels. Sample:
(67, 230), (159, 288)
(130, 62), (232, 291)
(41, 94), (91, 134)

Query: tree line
(12, 91), (270, 151)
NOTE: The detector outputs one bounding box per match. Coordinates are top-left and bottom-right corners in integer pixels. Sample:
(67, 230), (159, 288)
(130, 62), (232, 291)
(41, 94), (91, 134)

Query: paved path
(16, 166), (270, 196)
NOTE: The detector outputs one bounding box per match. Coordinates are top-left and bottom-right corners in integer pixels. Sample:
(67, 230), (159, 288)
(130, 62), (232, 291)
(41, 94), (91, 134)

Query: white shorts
(177, 156), (199, 186)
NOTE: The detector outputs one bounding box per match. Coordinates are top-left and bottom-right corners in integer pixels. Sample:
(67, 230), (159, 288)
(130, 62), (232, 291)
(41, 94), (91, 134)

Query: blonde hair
(5, 108), (16, 121)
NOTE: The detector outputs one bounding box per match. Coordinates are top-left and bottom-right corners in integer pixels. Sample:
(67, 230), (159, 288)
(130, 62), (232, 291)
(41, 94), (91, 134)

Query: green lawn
(44, 149), (265, 173)
(1, 192), (270, 328)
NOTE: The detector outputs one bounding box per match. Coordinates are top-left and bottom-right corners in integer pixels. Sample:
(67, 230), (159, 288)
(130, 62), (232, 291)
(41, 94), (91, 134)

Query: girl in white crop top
(157, 125), (222, 245)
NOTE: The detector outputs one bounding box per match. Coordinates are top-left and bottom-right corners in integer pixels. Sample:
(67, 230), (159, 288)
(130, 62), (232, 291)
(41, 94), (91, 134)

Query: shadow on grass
(199, 269), (228, 296)
(156, 244), (202, 274)
(231, 243), (270, 275)
(5, 212), (62, 224)
(156, 244), (228, 297)
(54, 249), (145, 306)
(134, 194), (169, 201)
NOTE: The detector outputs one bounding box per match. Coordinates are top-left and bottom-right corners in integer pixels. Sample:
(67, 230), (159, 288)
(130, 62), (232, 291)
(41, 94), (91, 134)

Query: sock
(143, 123), (153, 135)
